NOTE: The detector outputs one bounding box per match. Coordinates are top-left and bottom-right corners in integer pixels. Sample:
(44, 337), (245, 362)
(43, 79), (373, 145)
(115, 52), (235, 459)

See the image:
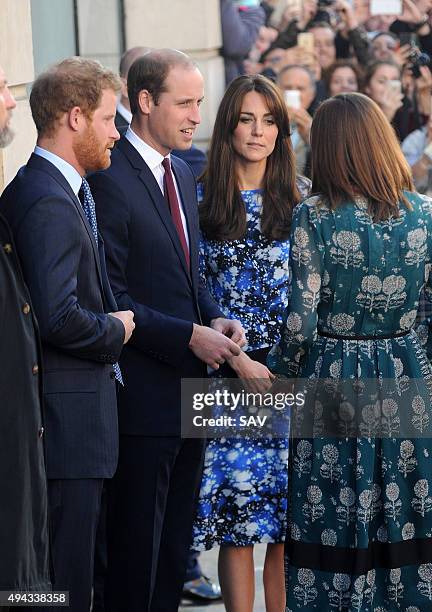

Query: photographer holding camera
(390, 0), (432, 56)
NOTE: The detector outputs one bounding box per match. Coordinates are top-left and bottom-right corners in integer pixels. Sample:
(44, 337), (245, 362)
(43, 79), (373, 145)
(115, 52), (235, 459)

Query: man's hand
(189, 324), (241, 369)
(210, 317), (247, 347)
(110, 310), (135, 344)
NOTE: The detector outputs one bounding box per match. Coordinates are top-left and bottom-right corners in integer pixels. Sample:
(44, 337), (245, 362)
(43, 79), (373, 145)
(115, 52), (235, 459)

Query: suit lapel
(27, 154), (105, 296)
(118, 138), (193, 286)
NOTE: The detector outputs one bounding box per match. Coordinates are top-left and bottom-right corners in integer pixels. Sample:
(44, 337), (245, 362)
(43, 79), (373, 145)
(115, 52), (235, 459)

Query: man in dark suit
(0, 57), (135, 611)
(0, 63), (51, 599)
(89, 49), (245, 611)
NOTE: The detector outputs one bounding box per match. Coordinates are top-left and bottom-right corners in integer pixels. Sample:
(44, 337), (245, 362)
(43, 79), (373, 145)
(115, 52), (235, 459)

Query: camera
(409, 48), (431, 79)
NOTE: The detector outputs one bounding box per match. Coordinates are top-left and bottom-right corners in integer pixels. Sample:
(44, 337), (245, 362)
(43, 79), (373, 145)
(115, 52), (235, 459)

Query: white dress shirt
(125, 127), (189, 247)
(116, 101), (132, 125)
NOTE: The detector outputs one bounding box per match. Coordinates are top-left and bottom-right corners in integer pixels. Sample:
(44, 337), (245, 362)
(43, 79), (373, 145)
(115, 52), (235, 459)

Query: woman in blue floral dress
(269, 92), (432, 611)
(192, 75), (310, 611)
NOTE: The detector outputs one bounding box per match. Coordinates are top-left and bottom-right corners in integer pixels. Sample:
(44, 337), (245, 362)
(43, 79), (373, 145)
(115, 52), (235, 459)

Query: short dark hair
(30, 57), (120, 137)
(128, 49), (196, 115)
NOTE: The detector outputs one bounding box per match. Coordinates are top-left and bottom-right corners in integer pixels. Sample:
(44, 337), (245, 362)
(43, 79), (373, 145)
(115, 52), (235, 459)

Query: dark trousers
(105, 436), (205, 612)
(40, 478), (104, 612)
(185, 550), (202, 582)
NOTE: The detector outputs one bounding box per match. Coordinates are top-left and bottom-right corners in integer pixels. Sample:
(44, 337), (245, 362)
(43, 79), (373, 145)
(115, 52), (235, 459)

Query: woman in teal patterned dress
(268, 93), (432, 610)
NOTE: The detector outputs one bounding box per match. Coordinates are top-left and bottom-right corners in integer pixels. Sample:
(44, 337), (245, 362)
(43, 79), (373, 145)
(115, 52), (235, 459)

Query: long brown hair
(199, 74), (300, 241)
(310, 93), (414, 219)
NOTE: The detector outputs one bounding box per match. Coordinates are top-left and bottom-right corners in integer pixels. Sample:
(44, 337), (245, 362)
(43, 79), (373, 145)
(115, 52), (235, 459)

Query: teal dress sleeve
(267, 199), (325, 376)
(413, 194), (432, 363)
(416, 256), (432, 364)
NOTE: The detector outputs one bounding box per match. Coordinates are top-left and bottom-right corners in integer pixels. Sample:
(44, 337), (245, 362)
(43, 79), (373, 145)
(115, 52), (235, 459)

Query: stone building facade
(0, 0), (224, 189)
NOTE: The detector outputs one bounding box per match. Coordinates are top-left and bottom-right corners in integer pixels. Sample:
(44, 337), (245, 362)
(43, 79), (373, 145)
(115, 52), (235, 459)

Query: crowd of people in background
(221, 0), (432, 192)
(2, 1), (432, 611)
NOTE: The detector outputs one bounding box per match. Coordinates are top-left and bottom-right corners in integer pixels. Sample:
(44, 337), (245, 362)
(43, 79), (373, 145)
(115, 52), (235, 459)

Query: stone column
(0, 0), (36, 190)
(123, 0), (224, 149)
(76, 0), (124, 73)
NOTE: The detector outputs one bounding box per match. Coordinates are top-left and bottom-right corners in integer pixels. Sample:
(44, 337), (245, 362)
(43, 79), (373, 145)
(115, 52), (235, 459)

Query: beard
(73, 123), (111, 173)
(0, 125), (14, 148)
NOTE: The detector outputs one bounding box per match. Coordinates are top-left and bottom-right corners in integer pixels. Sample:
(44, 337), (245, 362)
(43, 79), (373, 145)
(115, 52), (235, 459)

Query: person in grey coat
(220, 0), (265, 84)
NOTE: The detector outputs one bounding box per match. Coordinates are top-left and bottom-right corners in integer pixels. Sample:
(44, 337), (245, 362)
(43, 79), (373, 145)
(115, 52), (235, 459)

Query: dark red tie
(162, 157), (190, 269)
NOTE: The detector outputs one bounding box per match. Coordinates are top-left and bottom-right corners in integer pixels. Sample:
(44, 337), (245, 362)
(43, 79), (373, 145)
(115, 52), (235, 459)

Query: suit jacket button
(3, 243), (12, 254)
(22, 303), (31, 315)
(110, 371), (116, 379)
(38, 427), (44, 438)
(32, 364), (39, 375)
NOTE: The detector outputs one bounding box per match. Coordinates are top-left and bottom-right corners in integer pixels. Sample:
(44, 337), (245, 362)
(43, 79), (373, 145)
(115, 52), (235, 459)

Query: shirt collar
(125, 126), (170, 171)
(117, 101), (132, 125)
(34, 145), (83, 196)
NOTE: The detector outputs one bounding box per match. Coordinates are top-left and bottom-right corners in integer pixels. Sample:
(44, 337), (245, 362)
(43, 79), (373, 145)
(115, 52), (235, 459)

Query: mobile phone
(297, 32), (315, 53)
(285, 89), (302, 109)
(370, 0), (402, 16)
(387, 79), (402, 94)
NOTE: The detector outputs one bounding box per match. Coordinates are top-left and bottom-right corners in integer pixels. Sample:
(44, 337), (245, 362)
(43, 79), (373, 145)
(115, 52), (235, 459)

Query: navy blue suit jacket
(0, 154), (124, 478)
(88, 137), (222, 436)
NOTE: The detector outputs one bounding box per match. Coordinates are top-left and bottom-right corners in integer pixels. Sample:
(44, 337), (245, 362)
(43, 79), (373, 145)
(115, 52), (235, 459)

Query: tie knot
(162, 157), (171, 172)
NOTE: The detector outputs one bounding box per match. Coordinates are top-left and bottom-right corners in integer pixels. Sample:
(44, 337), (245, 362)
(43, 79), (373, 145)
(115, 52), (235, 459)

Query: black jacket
(0, 213), (50, 590)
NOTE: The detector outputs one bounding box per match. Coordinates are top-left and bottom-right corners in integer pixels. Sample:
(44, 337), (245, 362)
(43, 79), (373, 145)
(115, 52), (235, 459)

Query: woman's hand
(400, 0), (427, 25)
(381, 86), (404, 122)
(288, 107), (313, 144)
(393, 44), (413, 68)
(415, 65), (432, 116)
(228, 352), (275, 394)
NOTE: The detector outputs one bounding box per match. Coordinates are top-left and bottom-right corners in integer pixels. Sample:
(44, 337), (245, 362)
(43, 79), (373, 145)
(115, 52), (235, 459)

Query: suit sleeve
(89, 171), (195, 368)
(13, 196), (124, 363)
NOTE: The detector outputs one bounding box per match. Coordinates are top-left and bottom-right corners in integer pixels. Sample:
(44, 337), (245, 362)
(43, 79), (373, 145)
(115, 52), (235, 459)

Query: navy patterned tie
(80, 178), (123, 385)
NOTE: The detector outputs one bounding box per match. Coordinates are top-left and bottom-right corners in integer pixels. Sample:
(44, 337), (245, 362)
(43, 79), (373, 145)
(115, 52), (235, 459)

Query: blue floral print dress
(268, 192), (432, 611)
(192, 179), (310, 550)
